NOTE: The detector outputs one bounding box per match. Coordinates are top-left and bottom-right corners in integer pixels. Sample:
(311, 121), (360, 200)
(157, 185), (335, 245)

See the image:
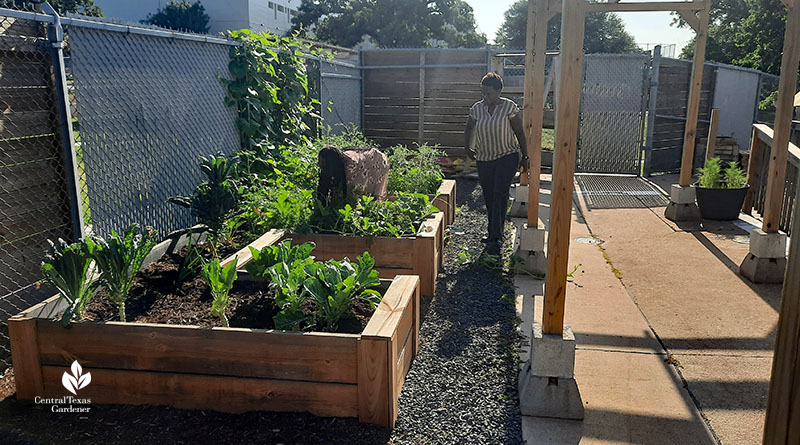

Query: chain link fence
(0, 14), (76, 368)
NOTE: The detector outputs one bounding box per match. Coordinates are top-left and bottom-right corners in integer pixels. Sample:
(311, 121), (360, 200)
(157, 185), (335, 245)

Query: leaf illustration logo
(61, 361), (91, 395)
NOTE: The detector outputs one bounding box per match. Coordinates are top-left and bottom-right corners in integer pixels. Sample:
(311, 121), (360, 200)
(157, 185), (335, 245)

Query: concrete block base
(748, 229), (787, 258)
(664, 201), (700, 222)
(514, 248), (547, 275)
(669, 184), (696, 204)
(510, 198), (528, 218)
(520, 223), (546, 252)
(519, 366), (585, 420)
(740, 254), (787, 284)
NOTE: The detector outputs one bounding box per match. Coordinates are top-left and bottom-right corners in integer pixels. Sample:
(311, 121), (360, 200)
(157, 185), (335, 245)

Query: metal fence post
(39, 3), (85, 239)
(643, 45), (661, 177)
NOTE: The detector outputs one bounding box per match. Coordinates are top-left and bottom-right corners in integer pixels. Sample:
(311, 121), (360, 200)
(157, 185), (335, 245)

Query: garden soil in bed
(84, 249), (374, 334)
(0, 178), (523, 445)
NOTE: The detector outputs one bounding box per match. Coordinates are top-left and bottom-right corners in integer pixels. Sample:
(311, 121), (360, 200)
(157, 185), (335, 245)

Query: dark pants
(477, 152), (520, 240)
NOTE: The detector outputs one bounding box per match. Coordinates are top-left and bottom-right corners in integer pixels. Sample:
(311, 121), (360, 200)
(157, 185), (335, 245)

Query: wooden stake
(761, 4), (800, 233)
(679, 3), (711, 186)
(418, 52), (425, 144)
(742, 127), (762, 214)
(543, 0), (585, 335)
(524, 0), (549, 227)
(705, 108), (720, 161)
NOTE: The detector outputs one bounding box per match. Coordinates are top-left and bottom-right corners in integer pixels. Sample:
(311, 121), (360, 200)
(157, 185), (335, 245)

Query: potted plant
(694, 157), (749, 220)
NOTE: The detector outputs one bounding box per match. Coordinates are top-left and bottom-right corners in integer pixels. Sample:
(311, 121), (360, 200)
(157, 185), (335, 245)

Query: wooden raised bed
(241, 212), (443, 297)
(432, 179), (456, 228)
(10, 232), (421, 428)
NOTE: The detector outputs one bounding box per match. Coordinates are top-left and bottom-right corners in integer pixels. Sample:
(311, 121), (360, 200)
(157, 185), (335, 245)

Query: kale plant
(86, 224), (156, 322)
(41, 239), (100, 328)
(202, 257), (238, 327)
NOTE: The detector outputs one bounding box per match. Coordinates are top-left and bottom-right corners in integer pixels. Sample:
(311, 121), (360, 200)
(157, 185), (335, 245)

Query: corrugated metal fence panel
(649, 58), (716, 174)
(0, 16), (75, 368)
(577, 54), (649, 174)
(66, 26), (240, 238)
(362, 49), (487, 153)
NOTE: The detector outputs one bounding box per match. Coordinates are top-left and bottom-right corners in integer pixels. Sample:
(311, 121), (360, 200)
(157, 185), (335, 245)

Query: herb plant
(387, 143), (445, 195)
(303, 252), (381, 331)
(202, 257), (238, 327)
(724, 161), (748, 189)
(697, 157), (748, 189)
(41, 239), (100, 328)
(86, 224), (156, 322)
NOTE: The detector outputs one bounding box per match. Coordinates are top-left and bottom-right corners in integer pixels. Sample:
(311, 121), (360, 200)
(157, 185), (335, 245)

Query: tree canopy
(291, 0), (486, 48)
(0, 0), (102, 16)
(142, 0), (210, 34)
(494, 0), (640, 53)
(676, 0), (787, 75)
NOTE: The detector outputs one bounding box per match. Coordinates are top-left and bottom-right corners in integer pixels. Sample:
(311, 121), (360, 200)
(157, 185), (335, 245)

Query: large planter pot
(237, 212), (444, 297)
(694, 185), (750, 220)
(10, 230), (420, 428)
(541, 150), (553, 168)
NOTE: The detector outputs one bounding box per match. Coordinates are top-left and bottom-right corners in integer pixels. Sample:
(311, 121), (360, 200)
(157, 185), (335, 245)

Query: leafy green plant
(176, 233), (205, 284)
(697, 157), (723, 188)
(310, 194), (437, 238)
(698, 157), (748, 189)
(724, 161), (748, 189)
(303, 252), (381, 332)
(168, 154), (241, 254)
(235, 185), (313, 238)
(224, 29), (321, 151)
(86, 224), (157, 322)
(202, 257), (238, 327)
(387, 143), (445, 195)
(41, 239), (100, 328)
(267, 260), (313, 330)
(245, 240), (315, 278)
(313, 125), (373, 151)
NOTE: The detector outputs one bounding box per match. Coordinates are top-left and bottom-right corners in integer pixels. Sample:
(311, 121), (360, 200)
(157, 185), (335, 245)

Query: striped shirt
(469, 97), (521, 161)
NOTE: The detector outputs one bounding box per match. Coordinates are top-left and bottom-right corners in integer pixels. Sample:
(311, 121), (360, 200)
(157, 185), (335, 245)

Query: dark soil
(84, 248), (373, 334)
(0, 177), (524, 445)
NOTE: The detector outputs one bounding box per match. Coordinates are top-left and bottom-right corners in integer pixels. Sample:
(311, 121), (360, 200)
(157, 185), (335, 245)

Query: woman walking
(464, 72), (529, 249)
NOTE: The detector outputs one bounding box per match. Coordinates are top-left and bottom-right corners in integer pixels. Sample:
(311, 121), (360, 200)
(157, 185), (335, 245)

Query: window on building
(277, 5), (285, 12)
(290, 9), (297, 16)
(268, 1), (274, 8)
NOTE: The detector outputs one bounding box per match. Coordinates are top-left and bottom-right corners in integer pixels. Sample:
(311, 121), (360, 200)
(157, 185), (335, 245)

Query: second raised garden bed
(10, 231), (421, 428)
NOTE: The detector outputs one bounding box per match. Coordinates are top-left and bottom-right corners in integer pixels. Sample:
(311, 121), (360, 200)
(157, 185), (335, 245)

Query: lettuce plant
(268, 260), (313, 330)
(86, 224), (156, 322)
(41, 239), (100, 327)
(303, 252), (381, 332)
(202, 257), (238, 327)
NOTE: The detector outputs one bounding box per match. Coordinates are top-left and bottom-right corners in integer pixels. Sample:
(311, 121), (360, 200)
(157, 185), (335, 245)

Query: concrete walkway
(514, 173), (781, 444)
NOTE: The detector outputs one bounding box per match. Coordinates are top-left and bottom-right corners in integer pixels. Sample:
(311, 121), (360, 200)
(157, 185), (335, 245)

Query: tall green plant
(41, 239), (100, 327)
(697, 157), (723, 188)
(202, 257), (238, 327)
(224, 29), (321, 151)
(724, 161), (748, 189)
(86, 224), (157, 322)
(387, 143), (444, 195)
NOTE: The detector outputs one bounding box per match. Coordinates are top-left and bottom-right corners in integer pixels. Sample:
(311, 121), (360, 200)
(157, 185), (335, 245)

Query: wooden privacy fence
(743, 123), (800, 235)
(361, 49), (490, 156)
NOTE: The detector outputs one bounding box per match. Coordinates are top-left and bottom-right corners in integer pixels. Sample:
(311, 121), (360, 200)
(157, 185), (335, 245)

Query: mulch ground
(0, 178), (524, 445)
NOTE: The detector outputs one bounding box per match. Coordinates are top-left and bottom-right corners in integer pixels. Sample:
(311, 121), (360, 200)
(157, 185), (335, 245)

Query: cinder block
(520, 223), (546, 252)
(669, 184), (696, 204)
(749, 229), (787, 259)
(514, 184), (530, 202)
(664, 201), (700, 222)
(514, 248), (547, 275)
(740, 253), (787, 284)
(519, 370), (584, 420)
(530, 323), (576, 378)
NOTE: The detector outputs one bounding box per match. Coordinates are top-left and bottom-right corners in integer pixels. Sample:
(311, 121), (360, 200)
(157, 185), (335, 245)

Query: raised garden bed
(10, 231), (421, 428)
(431, 179), (456, 228)
(240, 212), (443, 297)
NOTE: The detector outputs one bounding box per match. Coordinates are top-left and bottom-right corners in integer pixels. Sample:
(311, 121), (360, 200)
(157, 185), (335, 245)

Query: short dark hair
(481, 72), (503, 91)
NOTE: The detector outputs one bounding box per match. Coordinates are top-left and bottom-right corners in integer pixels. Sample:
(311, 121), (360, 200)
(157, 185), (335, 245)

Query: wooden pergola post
(679, 3), (711, 186)
(762, 2), (800, 442)
(542, 0), (585, 335)
(523, 0), (552, 228)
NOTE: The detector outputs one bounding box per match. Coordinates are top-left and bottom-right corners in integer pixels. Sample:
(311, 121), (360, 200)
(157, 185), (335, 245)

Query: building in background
(93, 0), (301, 35)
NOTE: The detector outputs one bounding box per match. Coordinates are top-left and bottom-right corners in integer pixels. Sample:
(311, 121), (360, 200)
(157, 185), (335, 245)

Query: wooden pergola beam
(523, 0), (550, 227)
(678, 10), (701, 32)
(585, 0), (707, 13)
(543, 0), (585, 335)
(679, 3), (711, 186)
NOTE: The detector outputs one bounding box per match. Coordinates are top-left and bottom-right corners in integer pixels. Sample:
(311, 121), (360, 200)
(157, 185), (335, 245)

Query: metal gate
(577, 54), (649, 174)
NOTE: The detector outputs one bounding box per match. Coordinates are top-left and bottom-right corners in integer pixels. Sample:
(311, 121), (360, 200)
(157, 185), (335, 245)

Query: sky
(464, 0), (696, 56)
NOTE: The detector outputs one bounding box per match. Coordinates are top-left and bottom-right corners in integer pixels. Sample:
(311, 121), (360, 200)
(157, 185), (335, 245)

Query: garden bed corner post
(739, 0), (799, 284)
(519, 0), (584, 421)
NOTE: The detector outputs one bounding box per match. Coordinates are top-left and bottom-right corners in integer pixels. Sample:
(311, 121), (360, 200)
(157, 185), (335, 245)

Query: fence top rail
(0, 6), (239, 46)
(754, 123), (800, 167)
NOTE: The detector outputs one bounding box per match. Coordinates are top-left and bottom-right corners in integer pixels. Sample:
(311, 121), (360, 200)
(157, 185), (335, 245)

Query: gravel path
(389, 178), (523, 445)
(0, 178), (524, 445)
